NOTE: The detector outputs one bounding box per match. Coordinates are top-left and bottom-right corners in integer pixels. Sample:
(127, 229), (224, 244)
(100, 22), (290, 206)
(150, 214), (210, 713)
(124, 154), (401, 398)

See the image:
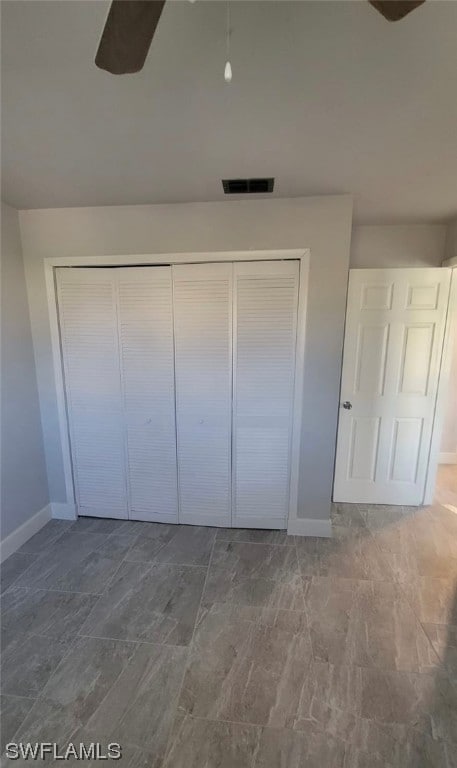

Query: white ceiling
(2, 0), (457, 221)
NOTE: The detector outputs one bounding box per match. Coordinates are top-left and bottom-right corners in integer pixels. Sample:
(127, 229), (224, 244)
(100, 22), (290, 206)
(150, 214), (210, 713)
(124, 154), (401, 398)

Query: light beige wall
(19, 195), (353, 523)
(351, 224), (447, 268)
(1, 202), (49, 540)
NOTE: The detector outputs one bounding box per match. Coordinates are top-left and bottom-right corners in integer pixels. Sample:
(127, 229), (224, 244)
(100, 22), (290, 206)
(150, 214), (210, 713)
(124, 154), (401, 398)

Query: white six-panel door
(172, 263), (233, 527)
(232, 261), (299, 528)
(334, 269), (451, 505)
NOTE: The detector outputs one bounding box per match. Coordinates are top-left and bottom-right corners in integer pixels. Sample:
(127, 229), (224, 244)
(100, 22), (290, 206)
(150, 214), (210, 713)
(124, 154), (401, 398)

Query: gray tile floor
(1, 500), (456, 767)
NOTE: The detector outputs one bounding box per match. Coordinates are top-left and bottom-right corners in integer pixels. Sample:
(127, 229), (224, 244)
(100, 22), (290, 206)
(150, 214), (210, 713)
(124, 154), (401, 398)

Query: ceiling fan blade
(368, 0), (425, 21)
(95, 0), (166, 74)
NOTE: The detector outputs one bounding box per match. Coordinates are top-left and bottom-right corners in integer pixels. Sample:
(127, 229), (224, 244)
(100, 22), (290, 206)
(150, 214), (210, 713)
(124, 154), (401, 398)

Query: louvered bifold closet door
(173, 263), (232, 526)
(233, 261), (299, 529)
(57, 268), (127, 518)
(117, 267), (178, 523)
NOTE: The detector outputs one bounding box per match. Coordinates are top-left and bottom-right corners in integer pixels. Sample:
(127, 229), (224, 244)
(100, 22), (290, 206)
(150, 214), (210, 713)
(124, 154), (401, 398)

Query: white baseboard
(439, 452), (457, 465)
(0, 504), (52, 564)
(51, 502), (77, 521)
(287, 517), (332, 538)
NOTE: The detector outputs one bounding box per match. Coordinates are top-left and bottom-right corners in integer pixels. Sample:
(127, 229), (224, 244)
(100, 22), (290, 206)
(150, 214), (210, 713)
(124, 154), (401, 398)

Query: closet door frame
(46, 250), (309, 532)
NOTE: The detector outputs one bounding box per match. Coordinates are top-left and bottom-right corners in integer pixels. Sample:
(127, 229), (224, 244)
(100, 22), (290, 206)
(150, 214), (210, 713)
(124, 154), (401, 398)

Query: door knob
(342, 401), (352, 410)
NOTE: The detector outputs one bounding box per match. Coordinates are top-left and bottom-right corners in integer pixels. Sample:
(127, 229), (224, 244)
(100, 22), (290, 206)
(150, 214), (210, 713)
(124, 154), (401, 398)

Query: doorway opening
(435, 294), (457, 512)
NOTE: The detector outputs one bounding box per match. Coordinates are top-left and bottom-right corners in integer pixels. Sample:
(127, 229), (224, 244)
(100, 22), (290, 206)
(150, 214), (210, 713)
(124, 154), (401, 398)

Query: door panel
(348, 417), (381, 481)
(334, 268), (451, 505)
(232, 261), (299, 528)
(398, 324), (434, 395)
(118, 267), (178, 523)
(57, 268), (128, 519)
(354, 324), (389, 395)
(389, 417), (423, 483)
(173, 263), (232, 526)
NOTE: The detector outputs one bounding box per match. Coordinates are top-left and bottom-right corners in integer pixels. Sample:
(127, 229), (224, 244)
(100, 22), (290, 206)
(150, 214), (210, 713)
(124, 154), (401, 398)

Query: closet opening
(49, 251), (309, 533)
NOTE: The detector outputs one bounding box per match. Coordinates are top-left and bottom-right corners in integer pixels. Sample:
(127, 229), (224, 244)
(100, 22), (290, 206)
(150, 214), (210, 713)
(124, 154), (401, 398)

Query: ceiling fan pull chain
(224, 0), (232, 83)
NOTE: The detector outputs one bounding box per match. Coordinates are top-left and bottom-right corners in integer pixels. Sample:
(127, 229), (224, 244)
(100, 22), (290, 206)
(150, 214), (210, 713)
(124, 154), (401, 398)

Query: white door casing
(232, 261), (299, 528)
(172, 262), (233, 526)
(334, 268), (451, 505)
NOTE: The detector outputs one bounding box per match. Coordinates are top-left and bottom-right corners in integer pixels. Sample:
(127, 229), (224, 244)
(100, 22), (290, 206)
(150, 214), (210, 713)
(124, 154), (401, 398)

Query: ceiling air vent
(222, 178), (275, 194)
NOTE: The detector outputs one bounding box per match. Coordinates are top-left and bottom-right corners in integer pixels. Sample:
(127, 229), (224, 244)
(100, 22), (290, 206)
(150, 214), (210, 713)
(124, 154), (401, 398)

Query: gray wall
(444, 219), (457, 262)
(1, 202), (49, 540)
(19, 195), (353, 523)
(351, 224), (447, 268)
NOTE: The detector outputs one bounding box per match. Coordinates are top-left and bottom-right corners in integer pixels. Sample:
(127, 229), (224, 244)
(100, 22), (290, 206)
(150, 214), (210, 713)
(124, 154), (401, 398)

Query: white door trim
(288, 257), (310, 534)
(423, 266), (457, 502)
(45, 249), (310, 530)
